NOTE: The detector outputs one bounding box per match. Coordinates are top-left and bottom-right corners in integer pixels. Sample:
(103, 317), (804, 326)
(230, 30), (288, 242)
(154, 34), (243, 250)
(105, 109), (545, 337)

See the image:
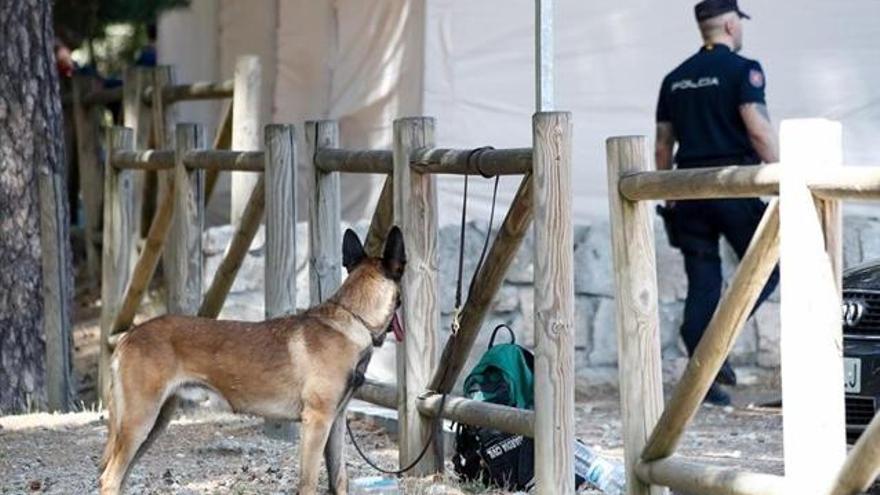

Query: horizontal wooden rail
(353, 379), (398, 409)
(635, 457), (786, 495)
(619, 164), (780, 201)
(73, 79), (234, 107)
(111, 149), (265, 172)
(313, 147), (534, 176)
(315, 149), (393, 174)
(619, 164), (880, 202)
(183, 150), (264, 172)
(411, 147), (532, 176)
(418, 393), (535, 438)
(145, 79), (234, 103)
(351, 380), (535, 438)
(80, 87), (123, 106)
(809, 167), (880, 200)
(111, 150), (175, 170)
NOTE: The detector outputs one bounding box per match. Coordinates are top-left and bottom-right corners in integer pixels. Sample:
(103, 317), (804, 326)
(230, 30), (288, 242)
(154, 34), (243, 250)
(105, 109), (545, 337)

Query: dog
(99, 226), (406, 495)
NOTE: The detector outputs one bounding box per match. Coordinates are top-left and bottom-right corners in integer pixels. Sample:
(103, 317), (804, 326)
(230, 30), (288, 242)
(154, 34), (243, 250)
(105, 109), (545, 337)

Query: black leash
(346, 152), (500, 476)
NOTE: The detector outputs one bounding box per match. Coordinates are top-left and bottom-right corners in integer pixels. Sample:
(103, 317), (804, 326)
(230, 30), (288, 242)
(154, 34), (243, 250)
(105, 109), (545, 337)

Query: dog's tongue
(391, 312), (404, 342)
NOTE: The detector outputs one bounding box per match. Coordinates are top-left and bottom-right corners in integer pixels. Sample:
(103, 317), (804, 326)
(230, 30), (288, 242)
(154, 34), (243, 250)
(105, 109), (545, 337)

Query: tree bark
(0, 0), (74, 412)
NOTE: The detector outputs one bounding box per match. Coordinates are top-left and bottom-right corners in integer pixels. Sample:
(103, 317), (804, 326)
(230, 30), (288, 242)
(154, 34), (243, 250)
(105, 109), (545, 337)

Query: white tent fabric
(161, 0), (880, 225)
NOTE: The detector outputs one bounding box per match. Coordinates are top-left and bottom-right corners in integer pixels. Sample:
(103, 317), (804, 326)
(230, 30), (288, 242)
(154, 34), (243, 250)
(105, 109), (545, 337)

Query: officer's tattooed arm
(739, 103), (779, 163)
(655, 122), (675, 171)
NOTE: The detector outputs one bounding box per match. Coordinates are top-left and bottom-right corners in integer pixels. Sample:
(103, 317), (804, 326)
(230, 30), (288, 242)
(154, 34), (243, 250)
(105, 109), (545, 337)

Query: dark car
(843, 260), (880, 442)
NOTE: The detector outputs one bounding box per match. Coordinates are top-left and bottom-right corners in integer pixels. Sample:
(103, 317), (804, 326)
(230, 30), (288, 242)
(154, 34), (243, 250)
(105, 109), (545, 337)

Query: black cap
(694, 0), (750, 22)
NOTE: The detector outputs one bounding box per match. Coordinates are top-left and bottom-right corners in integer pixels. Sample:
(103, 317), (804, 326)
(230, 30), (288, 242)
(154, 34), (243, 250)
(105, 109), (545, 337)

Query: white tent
(160, 0), (880, 226)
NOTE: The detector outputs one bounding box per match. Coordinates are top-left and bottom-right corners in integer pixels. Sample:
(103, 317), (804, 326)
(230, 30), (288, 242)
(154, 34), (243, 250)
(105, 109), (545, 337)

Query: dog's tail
(100, 343), (126, 472)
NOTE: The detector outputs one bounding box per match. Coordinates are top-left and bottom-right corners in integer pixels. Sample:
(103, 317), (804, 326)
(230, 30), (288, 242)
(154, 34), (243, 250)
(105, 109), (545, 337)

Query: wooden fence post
(305, 121), (342, 303)
(393, 117), (442, 475)
(122, 66), (152, 239)
(71, 75), (103, 287)
(606, 136), (666, 495)
(151, 65), (176, 300)
(304, 120), (343, 450)
(532, 112), (575, 494)
(167, 124), (205, 315)
(263, 124), (299, 441)
(231, 55), (262, 224)
(40, 122), (75, 412)
(99, 127), (136, 404)
(150, 66), (175, 149)
(779, 119), (845, 494)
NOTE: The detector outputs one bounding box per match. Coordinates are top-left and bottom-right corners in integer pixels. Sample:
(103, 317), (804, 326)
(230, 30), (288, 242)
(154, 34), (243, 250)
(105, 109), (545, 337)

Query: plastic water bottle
(350, 476), (399, 494)
(574, 441), (626, 495)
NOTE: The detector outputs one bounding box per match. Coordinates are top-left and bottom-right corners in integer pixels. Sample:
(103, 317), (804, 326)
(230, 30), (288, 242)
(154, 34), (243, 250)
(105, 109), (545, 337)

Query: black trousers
(674, 198), (780, 356)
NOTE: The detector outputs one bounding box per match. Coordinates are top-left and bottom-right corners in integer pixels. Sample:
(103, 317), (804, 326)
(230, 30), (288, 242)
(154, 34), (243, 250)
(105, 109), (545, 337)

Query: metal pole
(536, 0), (555, 112)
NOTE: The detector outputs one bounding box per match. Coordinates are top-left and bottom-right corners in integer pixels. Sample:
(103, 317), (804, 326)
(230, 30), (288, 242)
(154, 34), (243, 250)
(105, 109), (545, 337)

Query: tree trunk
(0, 0), (74, 412)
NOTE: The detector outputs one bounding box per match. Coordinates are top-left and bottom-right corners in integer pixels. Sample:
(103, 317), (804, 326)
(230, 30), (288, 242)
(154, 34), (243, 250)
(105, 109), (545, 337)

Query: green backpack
(463, 325), (534, 409)
(453, 325), (536, 490)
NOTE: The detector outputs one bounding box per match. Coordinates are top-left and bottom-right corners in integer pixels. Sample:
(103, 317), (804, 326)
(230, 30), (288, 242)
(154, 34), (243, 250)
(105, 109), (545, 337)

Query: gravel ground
(0, 409), (482, 495)
(6, 290), (784, 493)
(0, 389), (783, 495)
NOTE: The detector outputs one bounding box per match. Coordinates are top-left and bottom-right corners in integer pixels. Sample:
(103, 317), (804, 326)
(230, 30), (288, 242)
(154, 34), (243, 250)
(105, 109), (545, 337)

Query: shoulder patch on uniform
(749, 68), (764, 88)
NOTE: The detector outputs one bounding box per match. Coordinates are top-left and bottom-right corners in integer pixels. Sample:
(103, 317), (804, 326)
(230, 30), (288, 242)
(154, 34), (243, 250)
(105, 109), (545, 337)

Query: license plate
(844, 358), (861, 394)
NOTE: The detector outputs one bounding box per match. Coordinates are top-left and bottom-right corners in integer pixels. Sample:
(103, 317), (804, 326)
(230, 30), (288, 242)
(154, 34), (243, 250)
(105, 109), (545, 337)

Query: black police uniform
(656, 44), (779, 358)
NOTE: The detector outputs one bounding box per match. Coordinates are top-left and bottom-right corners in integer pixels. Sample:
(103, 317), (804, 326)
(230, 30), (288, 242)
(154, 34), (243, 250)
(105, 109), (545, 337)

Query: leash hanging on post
(347, 148), (501, 476)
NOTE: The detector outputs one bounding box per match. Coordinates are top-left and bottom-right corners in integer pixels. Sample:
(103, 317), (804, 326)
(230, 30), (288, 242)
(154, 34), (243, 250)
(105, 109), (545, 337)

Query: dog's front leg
(298, 407), (335, 495)
(324, 411), (348, 494)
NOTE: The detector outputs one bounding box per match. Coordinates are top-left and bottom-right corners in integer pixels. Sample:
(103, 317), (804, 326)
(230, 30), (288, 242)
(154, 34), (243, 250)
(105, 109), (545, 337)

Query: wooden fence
(69, 56), (260, 290)
(68, 56), (261, 407)
(608, 119), (880, 495)
(305, 113), (575, 494)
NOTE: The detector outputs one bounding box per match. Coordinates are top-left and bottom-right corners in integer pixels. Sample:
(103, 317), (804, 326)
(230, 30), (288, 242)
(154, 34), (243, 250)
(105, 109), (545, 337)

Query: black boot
(716, 360), (737, 386)
(703, 382), (731, 406)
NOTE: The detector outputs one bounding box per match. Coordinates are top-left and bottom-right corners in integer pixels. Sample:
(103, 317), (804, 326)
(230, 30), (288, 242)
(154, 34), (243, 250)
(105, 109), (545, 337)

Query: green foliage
(53, 0), (188, 46)
(53, 0), (189, 78)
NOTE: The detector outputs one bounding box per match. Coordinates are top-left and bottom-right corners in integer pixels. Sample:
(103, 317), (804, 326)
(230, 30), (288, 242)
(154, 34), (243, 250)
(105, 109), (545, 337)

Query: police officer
(655, 0), (780, 406)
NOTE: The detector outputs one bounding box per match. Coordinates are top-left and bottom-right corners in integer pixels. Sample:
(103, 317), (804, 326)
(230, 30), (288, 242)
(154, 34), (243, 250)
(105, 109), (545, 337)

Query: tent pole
(536, 0), (555, 112)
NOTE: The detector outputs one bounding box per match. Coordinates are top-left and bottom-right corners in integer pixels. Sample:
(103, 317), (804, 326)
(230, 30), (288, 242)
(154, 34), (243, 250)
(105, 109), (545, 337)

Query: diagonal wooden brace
(198, 175), (266, 318)
(204, 100), (234, 201)
(831, 410), (880, 494)
(428, 173), (534, 394)
(110, 175), (176, 335)
(363, 175), (394, 257)
(641, 199), (780, 462)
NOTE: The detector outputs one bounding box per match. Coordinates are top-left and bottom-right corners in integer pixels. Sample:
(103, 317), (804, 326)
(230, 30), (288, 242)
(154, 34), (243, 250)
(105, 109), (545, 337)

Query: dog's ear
(342, 229), (366, 272)
(382, 226), (406, 281)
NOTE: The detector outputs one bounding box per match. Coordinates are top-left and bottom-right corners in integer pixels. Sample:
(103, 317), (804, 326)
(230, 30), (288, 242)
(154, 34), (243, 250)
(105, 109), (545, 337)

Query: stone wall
(203, 212), (880, 389)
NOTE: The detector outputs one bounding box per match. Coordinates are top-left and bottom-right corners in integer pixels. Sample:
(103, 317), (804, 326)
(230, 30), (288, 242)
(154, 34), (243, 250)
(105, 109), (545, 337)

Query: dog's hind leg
(99, 366), (169, 494)
(324, 411), (348, 495)
(133, 395), (179, 465)
(299, 407), (336, 495)
(99, 402), (163, 494)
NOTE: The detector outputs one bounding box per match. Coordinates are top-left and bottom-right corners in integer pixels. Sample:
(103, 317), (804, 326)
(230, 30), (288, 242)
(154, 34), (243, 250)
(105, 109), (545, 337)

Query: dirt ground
(0, 287), (789, 494)
(0, 390), (784, 494)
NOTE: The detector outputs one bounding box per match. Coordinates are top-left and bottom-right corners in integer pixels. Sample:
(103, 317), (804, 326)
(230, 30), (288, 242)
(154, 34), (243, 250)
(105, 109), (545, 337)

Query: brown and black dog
(99, 227), (406, 495)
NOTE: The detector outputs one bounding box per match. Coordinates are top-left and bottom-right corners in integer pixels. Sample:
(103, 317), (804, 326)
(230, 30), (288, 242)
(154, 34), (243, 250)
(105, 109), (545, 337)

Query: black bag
(452, 325), (536, 491)
(656, 204), (681, 248)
